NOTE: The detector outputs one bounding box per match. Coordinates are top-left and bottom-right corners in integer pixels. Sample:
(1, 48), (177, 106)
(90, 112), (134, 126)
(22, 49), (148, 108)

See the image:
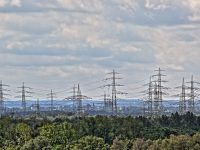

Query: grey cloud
(0, 0), (200, 98)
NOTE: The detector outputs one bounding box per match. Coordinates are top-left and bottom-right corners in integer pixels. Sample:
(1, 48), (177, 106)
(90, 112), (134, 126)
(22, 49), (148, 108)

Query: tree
(111, 138), (128, 150)
(21, 136), (51, 150)
(15, 123), (32, 146)
(132, 138), (152, 150)
(70, 136), (109, 150)
(39, 122), (75, 146)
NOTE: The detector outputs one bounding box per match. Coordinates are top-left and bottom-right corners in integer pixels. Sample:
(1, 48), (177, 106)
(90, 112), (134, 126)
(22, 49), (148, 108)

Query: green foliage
(70, 136), (109, 150)
(1, 113), (200, 149)
(39, 122), (75, 146)
(21, 136), (51, 150)
(15, 123), (32, 146)
(111, 138), (132, 150)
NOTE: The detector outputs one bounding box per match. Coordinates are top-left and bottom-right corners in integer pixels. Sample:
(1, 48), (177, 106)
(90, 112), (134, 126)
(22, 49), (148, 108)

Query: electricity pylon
(104, 70), (127, 115)
(76, 84), (92, 117)
(102, 91), (112, 112)
(152, 68), (168, 116)
(76, 84), (82, 117)
(104, 91), (107, 110)
(175, 78), (188, 115)
(186, 75), (200, 113)
(47, 89), (56, 115)
(36, 98), (40, 115)
(73, 84), (76, 110)
(65, 84), (91, 117)
(64, 85), (77, 111)
(153, 81), (159, 115)
(103, 91), (110, 112)
(17, 82), (32, 112)
(0, 81), (9, 113)
(142, 76), (153, 116)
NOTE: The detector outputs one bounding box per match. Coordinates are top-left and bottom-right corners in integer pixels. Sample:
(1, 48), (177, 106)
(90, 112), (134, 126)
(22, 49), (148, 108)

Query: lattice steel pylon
(65, 84), (91, 117)
(152, 68), (168, 116)
(146, 76), (153, 116)
(73, 84), (76, 110)
(103, 91), (112, 112)
(47, 89), (56, 115)
(186, 75), (200, 113)
(142, 76), (153, 116)
(17, 82), (32, 113)
(0, 81), (9, 113)
(153, 81), (159, 115)
(104, 70), (127, 115)
(76, 84), (82, 117)
(36, 98), (40, 115)
(64, 85), (77, 112)
(175, 78), (187, 115)
(104, 91), (107, 111)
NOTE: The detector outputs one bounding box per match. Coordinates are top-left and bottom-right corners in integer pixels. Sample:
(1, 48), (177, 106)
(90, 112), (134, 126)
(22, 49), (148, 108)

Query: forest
(1, 112), (200, 150)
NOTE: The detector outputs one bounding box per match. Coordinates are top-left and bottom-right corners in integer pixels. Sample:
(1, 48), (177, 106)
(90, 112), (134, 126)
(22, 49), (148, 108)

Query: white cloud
(0, 0), (200, 98)
(145, 0), (172, 10)
(10, 0), (21, 7)
(0, 0), (7, 7)
(182, 0), (200, 21)
(0, 0), (21, 7)
(56, 0), (103, 12)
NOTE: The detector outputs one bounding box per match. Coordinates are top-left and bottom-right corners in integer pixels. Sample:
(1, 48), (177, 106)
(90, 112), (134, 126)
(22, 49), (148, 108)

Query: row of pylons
(143, 68), (200, 117)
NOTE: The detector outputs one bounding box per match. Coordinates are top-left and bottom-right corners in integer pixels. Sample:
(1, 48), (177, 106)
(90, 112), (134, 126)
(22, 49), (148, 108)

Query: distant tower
(0, 81), (5, 112)
(0, 81), (9, 113)
(17, 82), (32, 113)
(22, 83), (26, 111)
(147, 76), (153, 116)
(143, 76), (153, 116)
(104, 70), (126, 115)
(153, 81), (159, 115)
(152, 68), (168, 115)
(65, 84), (91, 117)
(180, 78), (186, 114)
(77, 84), (83, 117)
(188, 76), (194, 113)
(104, 91), (107, 111)
(36, 98), (40, 115)
(47, 89), (56, 115)
(186, 75), (200, 113)
(103, 91), (111, 112)
(112, 70), (117, 114)
(73, 84), (76, 111)
(176, 78), (187, 115)
(50, 90), (54, 113)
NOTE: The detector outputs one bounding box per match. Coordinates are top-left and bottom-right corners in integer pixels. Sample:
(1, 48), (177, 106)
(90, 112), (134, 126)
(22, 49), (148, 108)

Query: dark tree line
(1, 112), (200, 149)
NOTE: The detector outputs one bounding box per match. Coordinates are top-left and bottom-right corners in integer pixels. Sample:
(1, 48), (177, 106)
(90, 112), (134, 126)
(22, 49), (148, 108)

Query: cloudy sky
(0, 0), (200, 100)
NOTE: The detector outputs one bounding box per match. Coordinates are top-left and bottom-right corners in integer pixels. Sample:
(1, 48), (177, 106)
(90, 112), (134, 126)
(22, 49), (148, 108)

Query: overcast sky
(0, 0), (200, 100)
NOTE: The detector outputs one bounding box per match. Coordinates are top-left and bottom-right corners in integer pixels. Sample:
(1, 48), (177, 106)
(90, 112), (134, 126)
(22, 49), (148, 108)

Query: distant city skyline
(0, 0), (200, 100)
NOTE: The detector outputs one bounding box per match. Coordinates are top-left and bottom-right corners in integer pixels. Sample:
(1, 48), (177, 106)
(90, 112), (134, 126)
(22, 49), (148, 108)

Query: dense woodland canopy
(1, 112), (200, 149)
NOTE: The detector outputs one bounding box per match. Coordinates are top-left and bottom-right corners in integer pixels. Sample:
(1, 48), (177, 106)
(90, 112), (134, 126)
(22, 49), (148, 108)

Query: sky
(0, 0), (200, 100)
